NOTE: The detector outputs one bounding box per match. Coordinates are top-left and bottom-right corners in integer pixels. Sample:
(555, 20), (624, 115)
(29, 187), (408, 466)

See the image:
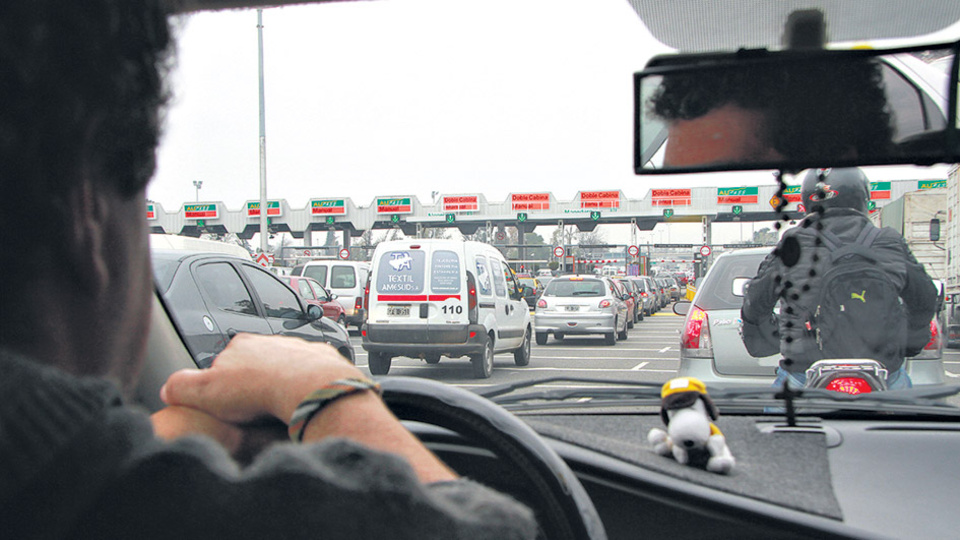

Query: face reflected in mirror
(649, 58), (892, 168)
(663, 104), (785, 167)
(637, 47), (956, 172)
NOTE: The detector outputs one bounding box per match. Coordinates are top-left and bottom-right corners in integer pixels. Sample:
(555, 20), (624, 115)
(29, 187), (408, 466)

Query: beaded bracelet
(288, 377), (383, 442)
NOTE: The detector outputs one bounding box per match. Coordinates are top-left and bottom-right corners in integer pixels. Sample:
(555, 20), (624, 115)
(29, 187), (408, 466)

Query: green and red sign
(184, 203), (218, 220)
(376, 197), (413, 214)
(782, 185), (802, 203)
(580, 190), (620, 209)
(146, 203), (156, 221)
(311, 199), (347, 215)
(651, 189), (691, 206)
(870, 181), (892, 200)
(511, 193), (550, 211)
(717, 187), (759, 204)
(246, 200), (281, 218)
(919, 180), (947, 190)
(443, 195), (479, 212)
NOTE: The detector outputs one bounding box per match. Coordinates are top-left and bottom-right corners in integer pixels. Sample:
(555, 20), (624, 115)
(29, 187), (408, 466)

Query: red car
(280, 275), (347, 327)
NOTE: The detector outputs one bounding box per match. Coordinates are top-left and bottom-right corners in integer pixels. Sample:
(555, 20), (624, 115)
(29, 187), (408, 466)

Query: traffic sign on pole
(339, 248), (350, 260)
(700, 245), (712, 257)
(628, 245), (639, 257)
(553, 246), (565, 258)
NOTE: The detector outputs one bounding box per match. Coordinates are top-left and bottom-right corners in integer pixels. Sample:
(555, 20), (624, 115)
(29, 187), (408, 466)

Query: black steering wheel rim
(379, 376), (607, 540)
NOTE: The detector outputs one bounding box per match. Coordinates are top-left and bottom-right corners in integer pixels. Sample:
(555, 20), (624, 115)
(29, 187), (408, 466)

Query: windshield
(149, 0), (960, 420)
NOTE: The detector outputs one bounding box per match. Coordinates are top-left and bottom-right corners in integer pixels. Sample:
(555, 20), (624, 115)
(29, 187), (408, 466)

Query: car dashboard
(407, 412), (960, 540)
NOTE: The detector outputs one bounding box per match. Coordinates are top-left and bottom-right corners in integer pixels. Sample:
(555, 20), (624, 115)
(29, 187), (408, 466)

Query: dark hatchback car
(152, 250), (355, 367)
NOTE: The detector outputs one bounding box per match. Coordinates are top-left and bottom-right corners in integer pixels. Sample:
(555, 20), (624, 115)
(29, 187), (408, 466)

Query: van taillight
(537, 299), (547, 309)
(363, 276), (371, 311)
(681, 306), (712, 356)
(466, 272), (478, 324)
(599, 299), (612, 308)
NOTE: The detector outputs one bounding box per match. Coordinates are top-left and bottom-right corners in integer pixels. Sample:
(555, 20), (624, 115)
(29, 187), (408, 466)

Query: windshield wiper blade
(474, 377), (662, 402)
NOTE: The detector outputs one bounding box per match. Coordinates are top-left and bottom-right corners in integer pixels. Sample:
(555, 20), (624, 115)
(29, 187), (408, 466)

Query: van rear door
(371, 243), (469, 338)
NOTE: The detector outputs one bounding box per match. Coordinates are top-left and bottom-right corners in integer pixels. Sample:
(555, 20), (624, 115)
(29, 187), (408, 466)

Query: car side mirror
(306, 304), (323, 321)
(522, 286), (536, 297)
(330, 293), (339, 300)
(673, 301), (692, 316)
(930, 218), (941, 242)
(732, 277), (751, 297)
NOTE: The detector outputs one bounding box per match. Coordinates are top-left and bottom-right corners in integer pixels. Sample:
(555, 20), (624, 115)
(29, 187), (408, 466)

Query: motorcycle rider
(741, 168), (938, 389)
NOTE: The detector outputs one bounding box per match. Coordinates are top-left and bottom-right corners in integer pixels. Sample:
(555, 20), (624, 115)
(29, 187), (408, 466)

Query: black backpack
(807, 225), (906, 364)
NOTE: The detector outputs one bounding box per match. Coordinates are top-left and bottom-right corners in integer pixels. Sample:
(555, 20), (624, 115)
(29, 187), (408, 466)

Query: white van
(361, 239), (533, 378)
(291, 260), (370, 329)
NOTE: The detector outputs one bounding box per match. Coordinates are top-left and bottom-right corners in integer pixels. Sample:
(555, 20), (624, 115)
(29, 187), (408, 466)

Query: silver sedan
(534, 275), (629, 346)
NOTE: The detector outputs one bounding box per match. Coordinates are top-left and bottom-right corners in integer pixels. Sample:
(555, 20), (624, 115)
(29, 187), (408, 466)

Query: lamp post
(193, 180), (203, 202)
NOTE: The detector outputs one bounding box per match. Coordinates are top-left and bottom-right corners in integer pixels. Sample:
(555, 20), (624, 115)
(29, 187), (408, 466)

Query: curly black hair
(0, 0), (173, 248)
(649, 57), (894, 163)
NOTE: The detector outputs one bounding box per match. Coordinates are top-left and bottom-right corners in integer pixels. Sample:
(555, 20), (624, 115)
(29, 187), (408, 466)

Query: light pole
(193, 180), (202, 202)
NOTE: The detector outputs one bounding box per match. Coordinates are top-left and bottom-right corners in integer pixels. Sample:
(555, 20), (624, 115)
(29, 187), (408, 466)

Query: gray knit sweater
(0, 350), (537, 539)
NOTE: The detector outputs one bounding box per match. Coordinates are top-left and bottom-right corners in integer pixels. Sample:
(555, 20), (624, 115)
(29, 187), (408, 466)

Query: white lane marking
(945, 371), (960, 379)
(659, 346), (671, 353)
(631, 362), (649, 371)
(943, 360), (960, 364)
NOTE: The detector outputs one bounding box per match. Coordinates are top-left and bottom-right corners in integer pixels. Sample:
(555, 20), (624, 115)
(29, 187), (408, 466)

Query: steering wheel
(379, 376), (607, 540)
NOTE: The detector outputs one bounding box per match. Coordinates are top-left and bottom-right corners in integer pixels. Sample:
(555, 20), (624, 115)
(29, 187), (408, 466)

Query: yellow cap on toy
(661, 377), (708, 399)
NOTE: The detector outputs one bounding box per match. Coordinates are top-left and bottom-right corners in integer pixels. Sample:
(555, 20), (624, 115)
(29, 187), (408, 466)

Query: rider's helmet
(800, 167), (870, 215)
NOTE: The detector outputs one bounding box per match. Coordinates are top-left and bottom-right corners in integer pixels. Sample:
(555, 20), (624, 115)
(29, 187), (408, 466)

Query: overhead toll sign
(782, 185), (802, 203)
(146, 203), (156, 221)
(919, 180), (947, 190)
(376, 197), (414, 214)
(870, 182), (892, 200)
(442, 195), (479, 212)
(185, 203), (218, 220)
(311, 199), (347, 215)
(651, 189), (691, 206)
(511, 192), (550, 211)
(246, 200), (281, 218)
(717, 187), (759, 204)
(579, 190), (621, 209)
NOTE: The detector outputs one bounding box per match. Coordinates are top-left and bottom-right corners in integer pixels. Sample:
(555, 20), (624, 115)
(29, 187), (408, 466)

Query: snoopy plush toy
(647, 377), (735, 474)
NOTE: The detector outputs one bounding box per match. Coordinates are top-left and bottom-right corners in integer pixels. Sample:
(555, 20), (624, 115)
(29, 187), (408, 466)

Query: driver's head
(800, 167), (871, 215)
(0, 0), (174, 389)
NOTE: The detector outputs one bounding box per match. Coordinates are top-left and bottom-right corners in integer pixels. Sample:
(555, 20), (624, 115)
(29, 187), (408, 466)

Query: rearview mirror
(635, 43), (959, 174)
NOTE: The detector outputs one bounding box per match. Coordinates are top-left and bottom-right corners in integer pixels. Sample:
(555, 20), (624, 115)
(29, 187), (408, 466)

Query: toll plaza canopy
(146, 179), (943, 238)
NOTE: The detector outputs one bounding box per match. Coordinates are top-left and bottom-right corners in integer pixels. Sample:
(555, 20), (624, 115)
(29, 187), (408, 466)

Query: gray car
(534, 275), (629, 345)
(674, 248), (780, 384)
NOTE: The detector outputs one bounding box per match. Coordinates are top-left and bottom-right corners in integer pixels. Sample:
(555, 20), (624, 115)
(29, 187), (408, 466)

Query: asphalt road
(351, 309), (960, 407)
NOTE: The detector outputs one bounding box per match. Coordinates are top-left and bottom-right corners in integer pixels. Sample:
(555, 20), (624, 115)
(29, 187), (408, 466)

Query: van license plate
(564, 305), (579, 312)
(388, 305), (410, 317)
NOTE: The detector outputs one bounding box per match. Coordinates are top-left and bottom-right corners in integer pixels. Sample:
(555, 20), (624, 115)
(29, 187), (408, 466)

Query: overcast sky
(148, 0), (952, 245)
(149, 0), (786, 211)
